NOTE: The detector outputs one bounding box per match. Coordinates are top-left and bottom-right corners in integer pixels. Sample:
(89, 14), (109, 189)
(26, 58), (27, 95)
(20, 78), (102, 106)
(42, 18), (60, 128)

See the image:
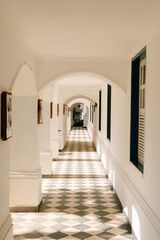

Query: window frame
(107, 84), (111, 140)
(130, 47), (146, 173)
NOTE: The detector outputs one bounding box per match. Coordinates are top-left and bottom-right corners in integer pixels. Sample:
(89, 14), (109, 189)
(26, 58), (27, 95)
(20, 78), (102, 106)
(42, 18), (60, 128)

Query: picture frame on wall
(38, 99), (43, 124)
(50, 102), (53, 119)
(63, 104), (68, 115)
(1, 92), (12, 141)
(57, 103), (59, 116)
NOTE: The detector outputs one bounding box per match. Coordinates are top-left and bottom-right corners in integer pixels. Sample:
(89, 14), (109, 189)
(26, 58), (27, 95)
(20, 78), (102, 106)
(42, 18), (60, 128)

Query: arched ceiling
(38, 72), (106, 96)
(56, 74), (103, 87)
(1, 0), (160, 60)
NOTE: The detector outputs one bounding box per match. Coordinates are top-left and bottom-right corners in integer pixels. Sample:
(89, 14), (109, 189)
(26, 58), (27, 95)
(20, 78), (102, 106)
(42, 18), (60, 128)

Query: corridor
(12, 128), (132, 240)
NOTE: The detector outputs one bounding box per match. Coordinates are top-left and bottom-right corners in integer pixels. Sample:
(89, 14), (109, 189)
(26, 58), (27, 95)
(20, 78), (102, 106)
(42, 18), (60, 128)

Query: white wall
(0, 13), (37, 239)
(10, 96), (41, 208)
(88, 31), (160, 240)
(50, 101), (59, 158)
(10, 97), (38, 171)
(40, 87), (60, 159)
(38, 101), (53, 175)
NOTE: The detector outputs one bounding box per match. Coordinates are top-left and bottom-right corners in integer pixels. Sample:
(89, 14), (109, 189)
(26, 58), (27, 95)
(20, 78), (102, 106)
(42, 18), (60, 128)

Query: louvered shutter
(138, 59), (146, 164)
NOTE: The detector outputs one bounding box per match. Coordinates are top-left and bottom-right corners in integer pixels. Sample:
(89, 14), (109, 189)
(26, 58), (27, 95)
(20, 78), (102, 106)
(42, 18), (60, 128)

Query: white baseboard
(10, 167), (41, 179)
(0, 215), (13, 240)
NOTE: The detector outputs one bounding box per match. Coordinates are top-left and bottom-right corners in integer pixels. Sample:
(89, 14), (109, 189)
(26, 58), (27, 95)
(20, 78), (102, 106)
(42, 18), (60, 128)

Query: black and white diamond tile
(12, 128), (133, 240)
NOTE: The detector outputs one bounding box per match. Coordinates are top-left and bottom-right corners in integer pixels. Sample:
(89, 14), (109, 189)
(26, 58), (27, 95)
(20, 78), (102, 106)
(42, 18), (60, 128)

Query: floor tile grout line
(12, 127), (133, 240)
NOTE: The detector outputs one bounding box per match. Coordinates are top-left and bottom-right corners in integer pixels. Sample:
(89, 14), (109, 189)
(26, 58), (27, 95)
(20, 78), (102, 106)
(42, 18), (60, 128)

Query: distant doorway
(71, 103), (88, 127)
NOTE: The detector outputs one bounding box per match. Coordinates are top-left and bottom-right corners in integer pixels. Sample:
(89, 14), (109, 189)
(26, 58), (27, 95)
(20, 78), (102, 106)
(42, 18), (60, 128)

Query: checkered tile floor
(12, 128), (133, 239)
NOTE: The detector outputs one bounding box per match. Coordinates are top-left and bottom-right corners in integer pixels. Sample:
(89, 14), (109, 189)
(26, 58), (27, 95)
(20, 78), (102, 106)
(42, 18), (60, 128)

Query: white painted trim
(0, 215), (13, 240)
(10, 168), (41, 179)
(94, 130), (160, 237)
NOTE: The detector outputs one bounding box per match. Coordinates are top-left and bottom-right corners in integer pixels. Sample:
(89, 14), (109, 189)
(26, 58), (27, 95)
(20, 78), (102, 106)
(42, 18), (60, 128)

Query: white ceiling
(56, 75), (102, 87)
(1, 0), (160, 60)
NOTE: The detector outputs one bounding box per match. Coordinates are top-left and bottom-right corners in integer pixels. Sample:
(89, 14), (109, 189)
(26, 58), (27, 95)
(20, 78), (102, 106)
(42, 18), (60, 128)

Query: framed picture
(57, 103), (59, 116)
(1, 92), (12, 140)
(63, 104), (68, 115)
(50, 102), (53, 119)
(38, 99), (43, 124)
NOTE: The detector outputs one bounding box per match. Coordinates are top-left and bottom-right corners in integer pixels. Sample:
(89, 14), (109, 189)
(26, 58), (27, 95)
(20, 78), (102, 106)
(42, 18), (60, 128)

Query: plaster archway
(65, 95), (95, 105)
(68, 98), (90, 107)
(38, 71), (125, 95)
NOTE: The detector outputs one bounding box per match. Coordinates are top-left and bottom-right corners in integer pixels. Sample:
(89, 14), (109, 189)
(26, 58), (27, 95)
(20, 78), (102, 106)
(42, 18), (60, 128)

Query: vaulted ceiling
(1, 0), (160, 60)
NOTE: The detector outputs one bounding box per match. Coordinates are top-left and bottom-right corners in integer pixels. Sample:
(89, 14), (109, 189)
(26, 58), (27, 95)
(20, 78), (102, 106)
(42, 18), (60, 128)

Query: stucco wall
(88, 32), (160, 240)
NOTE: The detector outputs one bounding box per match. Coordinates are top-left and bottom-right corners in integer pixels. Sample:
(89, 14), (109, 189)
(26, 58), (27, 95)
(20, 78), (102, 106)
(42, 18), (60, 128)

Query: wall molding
(10, 168), (41, 179)
(10, 201), (42, 213)
(0, 214), (13, 240)
(91, 126), (160, 237)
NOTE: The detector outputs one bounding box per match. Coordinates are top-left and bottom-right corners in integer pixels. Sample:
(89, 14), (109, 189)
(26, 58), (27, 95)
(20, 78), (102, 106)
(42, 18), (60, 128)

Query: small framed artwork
(1, 92), (12, 140)
(63, 104), (68, 115)
(50, 102), (53, 119)
(38, 99), (43, 124)
(57, 104), (59, 116)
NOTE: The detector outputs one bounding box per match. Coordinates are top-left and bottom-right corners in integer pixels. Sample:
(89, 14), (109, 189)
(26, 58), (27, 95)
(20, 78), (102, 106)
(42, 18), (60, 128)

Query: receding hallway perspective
(12, 128), (132, 240)
(1, 2), (160, 240)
